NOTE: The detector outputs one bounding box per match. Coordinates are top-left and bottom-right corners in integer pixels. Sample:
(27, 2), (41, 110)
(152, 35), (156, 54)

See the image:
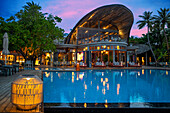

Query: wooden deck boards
(0, 70), (43, 113)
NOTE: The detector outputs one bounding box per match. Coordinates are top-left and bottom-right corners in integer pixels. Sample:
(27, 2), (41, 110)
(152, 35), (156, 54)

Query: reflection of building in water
(43, 70), (170, 104)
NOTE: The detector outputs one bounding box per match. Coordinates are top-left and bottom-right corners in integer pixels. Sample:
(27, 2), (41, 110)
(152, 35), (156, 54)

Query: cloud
(130, 26), (147, 37)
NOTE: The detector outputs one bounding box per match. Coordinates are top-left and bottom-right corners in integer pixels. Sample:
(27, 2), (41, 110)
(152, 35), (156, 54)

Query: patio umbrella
(2, 32), (10, 65)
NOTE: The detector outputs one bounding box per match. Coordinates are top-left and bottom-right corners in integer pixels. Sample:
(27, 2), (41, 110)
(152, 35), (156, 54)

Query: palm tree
(153, 8), (170, 61)
(136, 11), (157, 64)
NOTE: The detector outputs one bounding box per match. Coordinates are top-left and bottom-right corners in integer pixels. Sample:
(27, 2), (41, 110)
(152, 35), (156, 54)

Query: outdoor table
(2, 65), (13, 76)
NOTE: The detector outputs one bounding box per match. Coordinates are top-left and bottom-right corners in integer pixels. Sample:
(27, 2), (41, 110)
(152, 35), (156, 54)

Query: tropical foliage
(131, 8), (170, 62)
(0, 1), (64, 64)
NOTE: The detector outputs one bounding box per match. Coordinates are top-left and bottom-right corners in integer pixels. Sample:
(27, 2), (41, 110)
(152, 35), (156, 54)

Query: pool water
(43, 69), (170, 104)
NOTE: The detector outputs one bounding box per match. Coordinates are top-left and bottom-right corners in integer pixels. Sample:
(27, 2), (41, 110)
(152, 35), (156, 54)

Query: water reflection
(43, 69), (170, 104)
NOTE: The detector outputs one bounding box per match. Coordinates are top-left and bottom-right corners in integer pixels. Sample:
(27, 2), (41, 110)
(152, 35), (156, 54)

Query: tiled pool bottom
(43, 69), (170, 109)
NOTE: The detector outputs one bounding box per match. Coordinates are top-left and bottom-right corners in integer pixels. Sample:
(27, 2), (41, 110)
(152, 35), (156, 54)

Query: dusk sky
(0, 0), (170, 37)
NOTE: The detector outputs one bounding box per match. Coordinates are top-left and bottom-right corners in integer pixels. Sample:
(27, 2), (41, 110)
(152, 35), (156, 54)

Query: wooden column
(113, 50), (115, 63)
(108, 51), (110, 62)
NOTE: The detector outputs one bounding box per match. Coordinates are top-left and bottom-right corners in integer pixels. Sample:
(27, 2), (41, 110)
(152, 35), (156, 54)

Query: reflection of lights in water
(85, 84), (87, 90)
(102, 72), (104, 76)
(102, 88), (106, 95)
(58, 73), (61, 78)
(121, 72), (123, 77)
(105, 99), (107, 103)
(117, 84), (120, 95)
(91, 81), (92, 85)
(150, 70), (151, 74)
(166, 71), (168, 75)
(76, 75), (79, 80)
(51, 72), (53, 82)
(138, 72), (140, 76)
(142, 69), (144, 75)
(97, 85), (99, 91)
(105, 78), (108, 82)
(101, 78), (103, 82)
(79, 72), (84, 80)
(84, 92), (86, 98)
(73, 97), (76, 103)
(72, 72), (75, 76)
(45, 72), (50, 78)
(107, 83), (109, 90)
(103, 81), (106, 86)
(72, 76), (74, 83)
(84, 103), (87, 108)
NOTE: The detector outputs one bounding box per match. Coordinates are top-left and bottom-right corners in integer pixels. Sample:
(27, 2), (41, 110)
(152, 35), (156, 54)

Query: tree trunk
(163, 29), (169, 62)
(163, 29), (169, 51)
(147, 26), (157, 66)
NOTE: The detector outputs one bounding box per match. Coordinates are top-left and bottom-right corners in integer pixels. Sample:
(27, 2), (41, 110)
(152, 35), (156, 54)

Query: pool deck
(0, 70), (43, 113)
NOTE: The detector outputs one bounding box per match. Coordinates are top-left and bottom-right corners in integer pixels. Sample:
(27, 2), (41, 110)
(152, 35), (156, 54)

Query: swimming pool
(43, 69), (170, 108)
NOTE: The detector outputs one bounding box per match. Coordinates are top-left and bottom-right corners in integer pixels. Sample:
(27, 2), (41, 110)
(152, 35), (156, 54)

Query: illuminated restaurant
(55, 4), (135, 67)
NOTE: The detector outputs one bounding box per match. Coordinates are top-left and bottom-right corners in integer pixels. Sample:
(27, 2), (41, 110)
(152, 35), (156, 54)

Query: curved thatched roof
(65, 4), (134, 44)
(135, 44), (150, 54)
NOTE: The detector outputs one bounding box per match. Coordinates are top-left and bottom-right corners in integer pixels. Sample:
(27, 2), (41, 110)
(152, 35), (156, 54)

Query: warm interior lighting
(80, 22), (87, 27)
(106, 51), (108, 54)
(117, 46), (120, 50)
(77, 52), (83, 61)
(107, 46), (110, 49)
(97, 46), (100, 50)
(11, 75), (43, 110)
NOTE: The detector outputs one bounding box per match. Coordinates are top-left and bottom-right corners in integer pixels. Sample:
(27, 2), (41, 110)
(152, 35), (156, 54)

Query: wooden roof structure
(65, 4), (134, 44)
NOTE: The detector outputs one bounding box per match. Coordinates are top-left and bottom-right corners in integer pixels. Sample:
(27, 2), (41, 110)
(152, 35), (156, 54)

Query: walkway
(0, 70), (43, 113)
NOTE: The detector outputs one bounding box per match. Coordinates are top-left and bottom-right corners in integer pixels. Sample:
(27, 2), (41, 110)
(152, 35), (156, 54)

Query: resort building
(0, 4), (153, 67)
(54, 4), (145, 67)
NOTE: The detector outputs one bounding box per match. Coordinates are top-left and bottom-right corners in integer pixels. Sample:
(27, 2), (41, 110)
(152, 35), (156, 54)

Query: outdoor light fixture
(11, 75), (43, 110)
